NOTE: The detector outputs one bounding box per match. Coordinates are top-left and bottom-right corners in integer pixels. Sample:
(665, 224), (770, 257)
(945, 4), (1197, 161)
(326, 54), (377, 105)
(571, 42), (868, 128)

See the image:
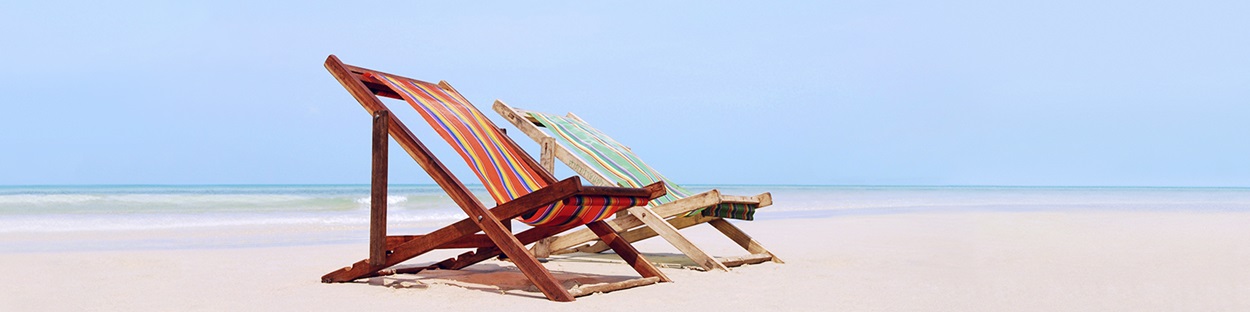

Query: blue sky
(1, 1), (1247, 187)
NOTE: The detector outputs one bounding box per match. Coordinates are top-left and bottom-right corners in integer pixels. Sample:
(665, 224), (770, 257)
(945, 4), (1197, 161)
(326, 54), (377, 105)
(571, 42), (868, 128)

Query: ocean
(2, 185), (1247, 252)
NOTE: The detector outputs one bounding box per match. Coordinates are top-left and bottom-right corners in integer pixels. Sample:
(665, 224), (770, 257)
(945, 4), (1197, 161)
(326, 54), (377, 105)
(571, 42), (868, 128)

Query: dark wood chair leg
(472, 212), (575, 302)
(586, 221), (671, 282)
(497, 218), (511, 260)
(368, 111), (389, 266)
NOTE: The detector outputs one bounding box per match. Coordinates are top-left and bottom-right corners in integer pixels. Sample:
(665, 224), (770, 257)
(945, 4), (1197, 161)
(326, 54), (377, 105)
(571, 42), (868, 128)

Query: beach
(6, 1), (1248, 310)
(2, 186), (1249, 311)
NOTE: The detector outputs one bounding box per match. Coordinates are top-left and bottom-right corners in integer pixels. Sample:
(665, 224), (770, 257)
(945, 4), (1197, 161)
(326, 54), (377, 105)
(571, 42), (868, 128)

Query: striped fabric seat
(368, 73), (646, 227)
(527, 113), (757, 220)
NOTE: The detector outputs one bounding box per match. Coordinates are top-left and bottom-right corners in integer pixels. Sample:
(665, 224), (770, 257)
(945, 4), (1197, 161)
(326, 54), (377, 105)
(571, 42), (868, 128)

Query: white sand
(2, 211), (1248, 311)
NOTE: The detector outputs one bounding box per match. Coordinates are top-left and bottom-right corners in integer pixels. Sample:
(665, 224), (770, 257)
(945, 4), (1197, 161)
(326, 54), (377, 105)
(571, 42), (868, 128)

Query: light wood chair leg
(626, 207), (729, 271)
(707, 218), (784, 263)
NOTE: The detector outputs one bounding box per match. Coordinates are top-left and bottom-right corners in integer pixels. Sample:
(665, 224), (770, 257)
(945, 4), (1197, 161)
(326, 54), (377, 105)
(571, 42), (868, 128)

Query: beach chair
(493, 101), (783, 272)
(319, 55), (671, 302)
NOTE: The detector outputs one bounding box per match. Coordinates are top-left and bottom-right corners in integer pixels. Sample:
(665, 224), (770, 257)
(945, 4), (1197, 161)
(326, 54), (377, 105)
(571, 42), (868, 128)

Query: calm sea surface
(2, 185), (1247, 251)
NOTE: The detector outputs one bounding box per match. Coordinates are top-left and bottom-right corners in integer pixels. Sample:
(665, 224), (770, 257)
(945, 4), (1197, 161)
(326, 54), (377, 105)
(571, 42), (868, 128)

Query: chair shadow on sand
(356, 252), (699, 299)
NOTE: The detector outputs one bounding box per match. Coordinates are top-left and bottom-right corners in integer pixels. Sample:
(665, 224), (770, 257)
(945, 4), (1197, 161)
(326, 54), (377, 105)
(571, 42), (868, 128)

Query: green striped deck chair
(319, 55), (673, 302)
(494, 100), (783, 271)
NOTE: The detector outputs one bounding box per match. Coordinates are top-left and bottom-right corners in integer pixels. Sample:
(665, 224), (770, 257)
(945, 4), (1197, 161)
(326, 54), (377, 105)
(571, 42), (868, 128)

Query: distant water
(2, 185), (1248, 251)
(0, 185), (485, 233)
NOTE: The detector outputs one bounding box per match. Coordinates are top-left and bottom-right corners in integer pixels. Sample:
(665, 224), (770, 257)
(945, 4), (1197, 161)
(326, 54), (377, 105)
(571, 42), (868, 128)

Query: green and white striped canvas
(528, 113), (756, 220)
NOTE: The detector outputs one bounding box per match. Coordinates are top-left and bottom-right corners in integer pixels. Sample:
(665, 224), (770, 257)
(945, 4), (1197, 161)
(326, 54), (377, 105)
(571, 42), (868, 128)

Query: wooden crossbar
(567, 277), (662, 297)
(718, 253), (775, 268)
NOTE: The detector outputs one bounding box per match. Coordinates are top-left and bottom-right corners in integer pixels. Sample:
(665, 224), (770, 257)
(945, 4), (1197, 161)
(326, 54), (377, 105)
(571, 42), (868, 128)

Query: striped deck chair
(319, 55), (672, 302)
(494, 100), (783, 272)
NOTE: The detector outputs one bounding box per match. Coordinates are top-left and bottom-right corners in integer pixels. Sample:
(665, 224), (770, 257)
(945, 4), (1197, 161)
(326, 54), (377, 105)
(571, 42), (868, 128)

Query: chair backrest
(526, 112), (694, 206)
(369, 73), (550, 204)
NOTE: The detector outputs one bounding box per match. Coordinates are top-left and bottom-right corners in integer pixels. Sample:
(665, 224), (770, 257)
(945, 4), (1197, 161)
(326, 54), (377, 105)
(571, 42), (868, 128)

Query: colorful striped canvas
(368, 73), (645, 226)
(527, 112), (757, 220)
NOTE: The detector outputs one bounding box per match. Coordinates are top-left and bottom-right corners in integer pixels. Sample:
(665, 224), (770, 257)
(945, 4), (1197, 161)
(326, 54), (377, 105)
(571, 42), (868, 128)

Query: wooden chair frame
(493, 100), (784, 272)
(319, 55), (671, 302)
